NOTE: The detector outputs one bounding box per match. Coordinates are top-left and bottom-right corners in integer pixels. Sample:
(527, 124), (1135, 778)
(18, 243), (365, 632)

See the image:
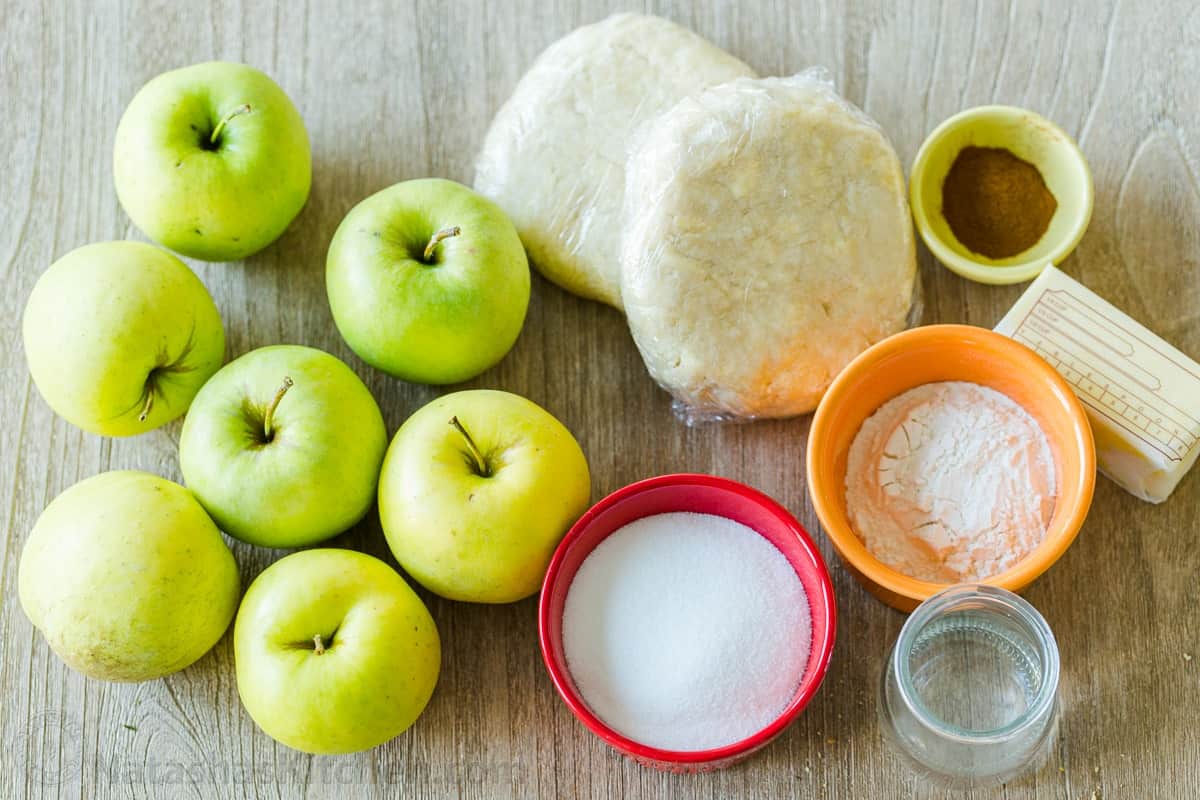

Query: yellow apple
(378, 390), (591, 603)
(22, 241), (225, 437)
(234, 549), (440, 754)
(18, 471), (241, 682)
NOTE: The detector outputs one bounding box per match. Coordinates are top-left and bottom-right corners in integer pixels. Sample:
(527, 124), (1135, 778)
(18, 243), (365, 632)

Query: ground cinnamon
(941, 146), (1057, 259)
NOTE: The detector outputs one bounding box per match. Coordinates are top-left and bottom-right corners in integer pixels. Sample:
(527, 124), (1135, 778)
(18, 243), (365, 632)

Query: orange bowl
(806, 324), (1095, 611)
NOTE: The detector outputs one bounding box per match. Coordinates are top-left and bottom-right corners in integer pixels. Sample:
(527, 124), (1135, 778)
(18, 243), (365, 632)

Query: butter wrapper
(995, 265), (1200, 503)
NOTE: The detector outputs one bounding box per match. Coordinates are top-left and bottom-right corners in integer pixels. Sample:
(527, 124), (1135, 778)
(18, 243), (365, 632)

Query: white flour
(844, 381), (1057, 582)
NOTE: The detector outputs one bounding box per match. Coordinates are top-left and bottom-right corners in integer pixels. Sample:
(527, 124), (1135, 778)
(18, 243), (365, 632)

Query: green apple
(22, 241), (225, 437)
(234, 548), (440, 754)
(378, 389), (590, 603)
(18, 471), (241, 682)
(114, 61), (311, 261)
(325, 178), (530, 384)
(179, 345), (387, 548)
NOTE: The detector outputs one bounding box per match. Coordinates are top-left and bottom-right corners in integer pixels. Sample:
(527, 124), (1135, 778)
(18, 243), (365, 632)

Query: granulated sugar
(561, 512), (811, 751)
(844, 381), (1057, 582)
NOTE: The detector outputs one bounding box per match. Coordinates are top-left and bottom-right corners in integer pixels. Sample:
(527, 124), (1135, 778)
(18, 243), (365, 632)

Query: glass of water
(879, 584), (1060, 787)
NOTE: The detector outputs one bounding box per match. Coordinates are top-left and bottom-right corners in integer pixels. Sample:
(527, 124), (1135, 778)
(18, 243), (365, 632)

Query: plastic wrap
(620, 69), (921, 425)
(472, 13), (755, 310)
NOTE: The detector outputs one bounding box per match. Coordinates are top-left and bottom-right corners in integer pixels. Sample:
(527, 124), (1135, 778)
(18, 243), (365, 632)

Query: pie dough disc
(473, 13), (755, 309)
(621, 73), (917, 420)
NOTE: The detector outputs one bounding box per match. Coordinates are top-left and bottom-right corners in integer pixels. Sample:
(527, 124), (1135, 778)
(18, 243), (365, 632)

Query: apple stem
(138, 391), (154, 422)
(210, 103), (252, 145)
(262, 377), (294, 441)
(422, 226), (461, 262)
(312, 634), (326, 655)
(449, 416), (491, 477)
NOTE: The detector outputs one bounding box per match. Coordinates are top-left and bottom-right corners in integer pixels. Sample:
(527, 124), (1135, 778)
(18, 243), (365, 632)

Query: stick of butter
(995, 264), (1200, 503)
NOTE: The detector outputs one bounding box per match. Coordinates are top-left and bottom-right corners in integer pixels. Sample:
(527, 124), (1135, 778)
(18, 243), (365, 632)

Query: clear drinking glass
(878, 584), (1060, 787)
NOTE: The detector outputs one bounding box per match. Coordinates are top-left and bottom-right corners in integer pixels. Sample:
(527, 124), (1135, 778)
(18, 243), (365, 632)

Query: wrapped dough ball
(620, 72), (918, 421)
(474, 13), (755, 309)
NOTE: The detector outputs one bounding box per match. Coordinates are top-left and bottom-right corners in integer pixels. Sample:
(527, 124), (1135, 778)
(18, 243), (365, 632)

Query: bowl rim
(909, 104), (1095, 285)
(806, 324), (1096, 609)
(537, 472), (837, 765)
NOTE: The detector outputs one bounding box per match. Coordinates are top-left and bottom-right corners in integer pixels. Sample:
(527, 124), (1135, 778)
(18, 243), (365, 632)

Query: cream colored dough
(473, 13), (755, 309)
(620, 73), (917, 420)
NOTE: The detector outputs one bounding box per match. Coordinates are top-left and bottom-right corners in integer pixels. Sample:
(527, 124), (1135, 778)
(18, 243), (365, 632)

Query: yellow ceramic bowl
(909, 105), (1093, 285)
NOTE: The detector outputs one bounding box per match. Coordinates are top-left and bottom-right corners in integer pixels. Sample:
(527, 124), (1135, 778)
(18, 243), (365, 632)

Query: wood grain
(3, 0), (1198, 797)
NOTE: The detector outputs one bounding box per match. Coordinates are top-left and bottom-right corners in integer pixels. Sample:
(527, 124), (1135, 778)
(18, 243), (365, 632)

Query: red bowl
(537, 473), (837, 772)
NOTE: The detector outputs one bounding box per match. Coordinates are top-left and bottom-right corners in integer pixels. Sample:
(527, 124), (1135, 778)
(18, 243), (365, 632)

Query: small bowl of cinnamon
(909, 105), (1093, 285)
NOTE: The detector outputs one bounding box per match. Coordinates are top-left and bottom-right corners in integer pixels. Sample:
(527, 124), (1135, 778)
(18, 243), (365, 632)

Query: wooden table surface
(3, 1), (1199, 798)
